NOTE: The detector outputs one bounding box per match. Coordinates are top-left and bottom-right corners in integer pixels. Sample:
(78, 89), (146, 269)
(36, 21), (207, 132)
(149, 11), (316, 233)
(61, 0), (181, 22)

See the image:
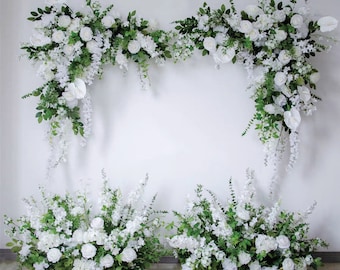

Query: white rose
(213, 46), (235, 64)
(290, 14), (304, 29)
(203, 37), (217, 52)
(274, 72), (287, 87)
(244, 5), (262, 18)
(100, 254), (114, 268)
(80, 26), (93, 42)
(128, 40), (141, 54)
(310, 72), (320, 84)
(81, 243), (97, 259)
(276, 235), (290, 249)
(90, 217), (104, 230)
(121, 247), (137, 263)
(298, 86), (311, 102)
(249, 261), (261, 270)
(254, 14), (273, 30)
(282, 258), (295, 270)
(58, 15), (71, 28)
(284, 107), (301, 131)
(101, 15), (115, 28)
(69, 18), (81, 32)
(52, 30), (65, 43)
(86, 40), (100, 54)
(72, 229), (84, 244)
(30, 31), (51, 47)
(273, 10), (286, 22)
(275, 29), (287, 42)
(248, 28), (260, 41)
(222, 258), (237, 270)
(47, 248), (62, 263)
(264, 104), (284, 115)
(278, 50), (291, 65)
(239, 20), (253, 34)
(63, 44), (74, 56)
(238, 251), (251, 265)
(318, 16), (338, 32)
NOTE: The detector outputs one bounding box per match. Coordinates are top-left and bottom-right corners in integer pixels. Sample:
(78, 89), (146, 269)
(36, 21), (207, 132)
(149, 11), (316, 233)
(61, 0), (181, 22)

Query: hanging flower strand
(172, 0), (337, 169)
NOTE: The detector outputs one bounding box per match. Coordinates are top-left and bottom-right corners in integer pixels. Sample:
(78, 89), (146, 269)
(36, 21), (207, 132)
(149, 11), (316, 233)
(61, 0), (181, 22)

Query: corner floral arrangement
(173, 0), (338, 168)
(4, 175), (166, 270)
(22, 0), (337, 169)
(167, 170), (328, 270)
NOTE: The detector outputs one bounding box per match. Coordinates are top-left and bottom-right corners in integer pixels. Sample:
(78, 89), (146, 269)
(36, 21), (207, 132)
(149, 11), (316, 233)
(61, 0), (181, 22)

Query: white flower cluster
(175, 0), (337, 169)
(5, 177), (165, 270)
(168, 173), (327, 270)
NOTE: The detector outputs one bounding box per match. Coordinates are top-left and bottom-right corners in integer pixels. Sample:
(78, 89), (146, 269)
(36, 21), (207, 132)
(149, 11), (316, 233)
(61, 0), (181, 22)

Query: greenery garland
(21, 0), (338, 168)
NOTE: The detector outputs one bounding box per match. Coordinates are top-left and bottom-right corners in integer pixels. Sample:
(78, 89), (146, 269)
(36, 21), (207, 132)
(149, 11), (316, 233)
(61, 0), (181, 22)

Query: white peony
(239, 20), (253, 34)
(47, 248), (62, 263)
(274, 72), (287, 87)
(80, 26), (93, 42)
(276, 235), (290, 249)
(52, 30), (65, 43)
(100, 254), (114, 268)
(91, 217), (104, 230)
(284, 107), (301, 131)
(282, 258), (295, 270)
(69, 18), (81, 32)
(255, 234), (278, 254)
(317, 16), (338, 32)
(203, 37), (217, 52)
(121, 247), (137, 263)
(298, 86), (311, 103)
(81, 243), (97, 259)
(58, 15), (71, 28)
(101, 15), (115, 28)
(278, 50), (291, 65)
(248, 28), (260, 41)
(290, 14), (304, 29)
(128, 40), (141, 54)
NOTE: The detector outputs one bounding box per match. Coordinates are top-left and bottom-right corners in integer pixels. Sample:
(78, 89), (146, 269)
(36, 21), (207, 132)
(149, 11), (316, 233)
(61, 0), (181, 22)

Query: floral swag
(22, 0), (338, 168)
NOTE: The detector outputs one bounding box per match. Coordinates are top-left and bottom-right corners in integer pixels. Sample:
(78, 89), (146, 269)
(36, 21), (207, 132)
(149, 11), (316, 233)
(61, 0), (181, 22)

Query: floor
(0, 262), (339, 270)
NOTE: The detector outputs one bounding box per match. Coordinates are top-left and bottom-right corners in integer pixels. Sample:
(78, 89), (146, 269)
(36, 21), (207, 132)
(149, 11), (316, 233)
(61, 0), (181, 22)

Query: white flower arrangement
(4, 175), (166, 270)
(172, 0), (338, 169)
(167, 171), (328, 270)
(22, 0), (338, 170)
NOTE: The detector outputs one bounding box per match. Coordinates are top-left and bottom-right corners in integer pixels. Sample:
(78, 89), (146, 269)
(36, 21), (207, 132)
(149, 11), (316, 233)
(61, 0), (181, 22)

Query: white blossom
(203, 37), (217, 52)
(120, 247), (137, 263)
(128, 40), (141, 54)
(290, 14), (304, 29)
(47, 248), (62, 263)
(282, 258), (295, 270)
(80, 27), (93, 42)
(284, 107), (301, 131)
(81, 243), (97, 259)
(317, 16), (338, 32)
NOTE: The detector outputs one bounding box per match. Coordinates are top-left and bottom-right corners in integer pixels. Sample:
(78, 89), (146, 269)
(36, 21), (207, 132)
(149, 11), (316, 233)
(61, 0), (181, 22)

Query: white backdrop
(1, 0), (340, 250)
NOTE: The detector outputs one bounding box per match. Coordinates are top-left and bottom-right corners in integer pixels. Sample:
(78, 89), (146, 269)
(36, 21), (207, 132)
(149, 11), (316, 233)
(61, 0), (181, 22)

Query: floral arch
(22, 0), (338, 169)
